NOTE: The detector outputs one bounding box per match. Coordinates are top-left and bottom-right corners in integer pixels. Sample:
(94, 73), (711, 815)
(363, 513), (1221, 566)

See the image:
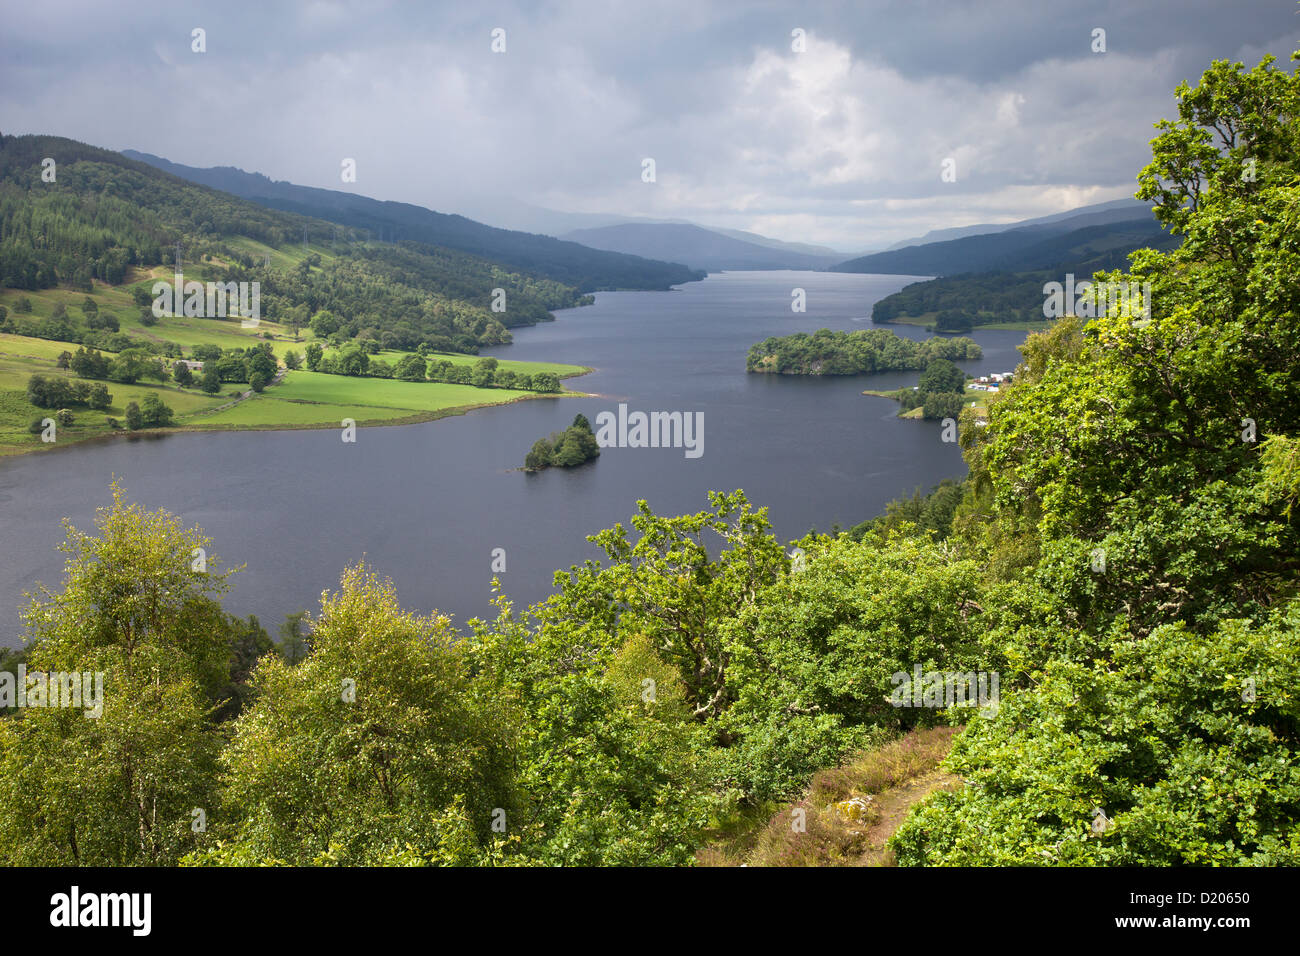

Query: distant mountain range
(558, 197), (1163, 276)
(447, 199), (852, 261)
(882, 198), (1150, 251)
(705, 228), (842, 258)
(861, 197), (1181, 333)
(560, 223), (848, 272)
(123, 149), (1169, 281)
(831, 204), (1172, 277)
(122, 151), (703, 292)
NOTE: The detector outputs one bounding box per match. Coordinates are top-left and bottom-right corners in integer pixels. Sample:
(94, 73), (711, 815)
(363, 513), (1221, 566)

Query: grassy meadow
(0, 269), (589, 454)
(195, 371), (545, 428)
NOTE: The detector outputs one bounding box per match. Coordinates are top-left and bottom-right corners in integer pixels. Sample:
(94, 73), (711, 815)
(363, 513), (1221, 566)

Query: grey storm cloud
(2, 0), (1297, 249)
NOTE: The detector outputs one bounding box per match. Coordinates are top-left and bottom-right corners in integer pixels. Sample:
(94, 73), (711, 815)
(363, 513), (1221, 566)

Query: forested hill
(859, 206), (1184, 331)
(871, 270), (1074, 329)
(830, 215), (1177, 277)
(123, 150), (705, 292)
(882, 197), (1150, 250)
(0, 133), (602, 351)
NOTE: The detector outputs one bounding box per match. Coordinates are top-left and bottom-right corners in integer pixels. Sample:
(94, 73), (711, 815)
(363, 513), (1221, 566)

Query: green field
(0, 333), (82, 362)
(0, 281), (589, 454)
(0, 272), (591, 374)
(339, 347), (587, 379)
(191, 398), (420, 427)
(961, 383), (990, 417)
(222, 236), (339, 271)
(196, 371), (546, 427)
(0, 349), (229, 455)
(132, 311), (290, 352)
(0, 271), (300, 356)
(270, 371), (534, 409)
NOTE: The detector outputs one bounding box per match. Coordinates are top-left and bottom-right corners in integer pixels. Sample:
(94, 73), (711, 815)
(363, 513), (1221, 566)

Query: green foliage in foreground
(893, 603), (1300, 865)
(890, 50), (1300, 864)
(848, 478), (966, 542)
(195, 566), (517, 866)
(0, 486), (269, 865)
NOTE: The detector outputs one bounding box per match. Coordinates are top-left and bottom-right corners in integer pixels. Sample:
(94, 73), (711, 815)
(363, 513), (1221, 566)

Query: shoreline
(861, 387), (924, 419)
(0, 366), (596, 459)
(879, 315), (1052, 332)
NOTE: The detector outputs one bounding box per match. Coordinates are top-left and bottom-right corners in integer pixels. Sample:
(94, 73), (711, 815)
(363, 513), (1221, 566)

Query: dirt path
(857, 768), (962, 866)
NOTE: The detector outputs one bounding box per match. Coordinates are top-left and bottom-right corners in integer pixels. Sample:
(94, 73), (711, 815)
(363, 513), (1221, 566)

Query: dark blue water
(0, 271), (1028, 645)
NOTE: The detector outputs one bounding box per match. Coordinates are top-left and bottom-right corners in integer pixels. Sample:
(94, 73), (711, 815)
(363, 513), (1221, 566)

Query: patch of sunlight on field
(348, 348), (588, 379)
(269, 371), (536, 411)
(119, 314), (289, 352)
(192, 398), (417, 427)
(0, 333), (83, 361)
(198, 372), (546, 426)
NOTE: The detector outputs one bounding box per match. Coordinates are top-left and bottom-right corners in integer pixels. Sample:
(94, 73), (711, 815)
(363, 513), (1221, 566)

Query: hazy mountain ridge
(560, 222), (846, 272)
(831, 213), (1173, 277)
(882, 198), (1151, 250)
(0, 133), (591, 346)
(122, 150), (704, 292)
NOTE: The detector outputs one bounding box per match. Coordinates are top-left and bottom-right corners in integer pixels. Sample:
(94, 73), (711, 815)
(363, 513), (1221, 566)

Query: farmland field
(196, 371), (548, 427)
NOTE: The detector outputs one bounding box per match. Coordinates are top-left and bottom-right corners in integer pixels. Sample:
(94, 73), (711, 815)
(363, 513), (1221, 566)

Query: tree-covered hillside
(831, 214), (1177, 277)
(892, 52), (1300, 864)
(124, 150), (706, 292)
(0, 133), (598, 453)
(848, 196), (1183, 333)
(0, 133), (591, 351)
(872, 270), (1068, 329)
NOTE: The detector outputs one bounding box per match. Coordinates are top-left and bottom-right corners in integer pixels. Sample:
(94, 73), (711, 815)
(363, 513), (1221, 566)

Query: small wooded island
(746, 327), (980, 375)
(524, 413), (601, 471)
(746, 328), (991, 421)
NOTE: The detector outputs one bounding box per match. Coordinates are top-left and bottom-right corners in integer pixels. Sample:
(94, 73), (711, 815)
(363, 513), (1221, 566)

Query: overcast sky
(2, 0), (1297, 250)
